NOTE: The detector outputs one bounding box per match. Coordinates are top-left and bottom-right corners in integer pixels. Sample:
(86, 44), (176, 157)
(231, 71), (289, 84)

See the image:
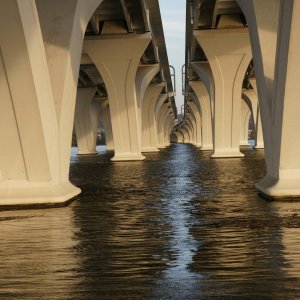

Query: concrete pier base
(142, 147), (160, 153)
(256, 171), (300, 199)
(211, 150), (244, 159)
(111, 153), (145, 162)
(0, 182), (80, 206)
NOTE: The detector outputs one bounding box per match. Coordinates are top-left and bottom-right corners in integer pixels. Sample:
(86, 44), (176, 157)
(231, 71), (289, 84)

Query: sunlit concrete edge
(256, 174), (300, 200)
(77, 151), (98, 155)
(142, 147), (160, 153)
(0, 182), (81, 207)
(111, 153), (146, 162)
(211, 150), (244, 158)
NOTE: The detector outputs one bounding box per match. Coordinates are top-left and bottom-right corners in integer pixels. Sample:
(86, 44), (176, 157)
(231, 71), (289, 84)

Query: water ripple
(0, 144), (300, 299)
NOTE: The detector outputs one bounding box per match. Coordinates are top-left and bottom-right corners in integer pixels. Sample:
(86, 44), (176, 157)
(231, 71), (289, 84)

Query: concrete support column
(163, 116), (174, 147)
(238, 0), (300, 198)
(189, 81), (213, 150)
(254, 106), (264, 149)
(90, 99), (102, 148)
(181, 127), (191, 144)
(166, 118), (175, 147)
(191, 62), (215, 114)
(188, 101), (202, 148)
(186, 116), (197, 145)
(0, 0), (85, 205)
(194, 29), (252, 158)
(141, 84), (164, 152)
(154, 94), (169, 148)
(36, 0), (103, 180)
(185, 122), (195, 145)
(175, 131), (184, 143)
(240, 99), (251, 146)
(136, 65), (160, 133)
(157, 105), (171, 148)
(99, 102), (114, 151)
(74, 87), (98, 155)
(247, 79), (264, 149)
(136, 65), (160, 108)
(84, 34), (151, 161)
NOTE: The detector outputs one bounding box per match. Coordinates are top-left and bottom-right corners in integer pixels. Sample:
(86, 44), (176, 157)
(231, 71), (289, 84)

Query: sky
(159, 0), (186, 116)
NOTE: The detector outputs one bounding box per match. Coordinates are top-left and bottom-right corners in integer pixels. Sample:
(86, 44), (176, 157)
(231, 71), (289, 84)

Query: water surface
(0, 144), (300, 299)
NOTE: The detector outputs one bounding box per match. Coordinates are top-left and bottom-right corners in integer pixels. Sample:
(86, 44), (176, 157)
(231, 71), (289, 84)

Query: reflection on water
(0, 144), (300, 299)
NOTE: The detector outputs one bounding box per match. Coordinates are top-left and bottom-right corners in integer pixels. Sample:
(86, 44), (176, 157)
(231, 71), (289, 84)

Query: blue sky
(159, 0), (186, 115)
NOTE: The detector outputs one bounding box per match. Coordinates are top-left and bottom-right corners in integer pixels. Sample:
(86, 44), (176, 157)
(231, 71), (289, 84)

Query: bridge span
(177, 0), (300, 199)
(0, 0), (176, 206)
(1, 0), (300, 206)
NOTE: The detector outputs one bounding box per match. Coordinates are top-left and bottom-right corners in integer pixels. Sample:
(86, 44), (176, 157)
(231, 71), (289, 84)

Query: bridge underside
(0, 0), (176, 206)
(180, 0), (300, 199)
(1, 0), (300, 205)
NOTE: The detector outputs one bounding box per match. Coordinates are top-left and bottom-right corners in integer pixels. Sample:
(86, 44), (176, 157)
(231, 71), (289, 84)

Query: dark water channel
(1, 144), (300, 299)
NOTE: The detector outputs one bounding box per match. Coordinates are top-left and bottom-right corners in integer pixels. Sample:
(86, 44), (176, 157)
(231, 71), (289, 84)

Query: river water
(0, 144), (300, 299)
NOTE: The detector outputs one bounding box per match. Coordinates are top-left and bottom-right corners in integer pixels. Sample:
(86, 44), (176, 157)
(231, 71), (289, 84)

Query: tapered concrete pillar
(157, 105), (171, 148)
(185, 122), (195, 145)
(188, 101), (202, 148)
(163, 116), (174, 147)
(186, 115), (197, 145)
(194, 29), (252, 158)
(36, 0), (103, 180)
(90, 99), (102, 147)
(136, 65), (160, 108)
(0, 0), (88, 205)
(136, 65), (160, 151)
(189, 81), (213, 150)
(175, 131), (184, 143)
(254, 106), (264, 149)
(238, 0), (300, 198)
(154, 94), (169, 148)
(74, 87), (98, 155)
(141, 84), (164, 152)
(187, 109), (199, 146)
(136, 65), (160, 131)
(181, 127), (191, 144)
(240, 99), (251, 146)
(99, 101), (114, 151)
(165, 118), (175, 147)
(191, 62), (215, 115)
(84, 33), (151, 161)
(161, 111), (173, 147)
(242, 85), (264, 149)
(178, 130), (186, 143)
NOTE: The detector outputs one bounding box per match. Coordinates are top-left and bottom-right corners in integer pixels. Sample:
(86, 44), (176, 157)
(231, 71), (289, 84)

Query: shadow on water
(0, 144), (300, 299)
